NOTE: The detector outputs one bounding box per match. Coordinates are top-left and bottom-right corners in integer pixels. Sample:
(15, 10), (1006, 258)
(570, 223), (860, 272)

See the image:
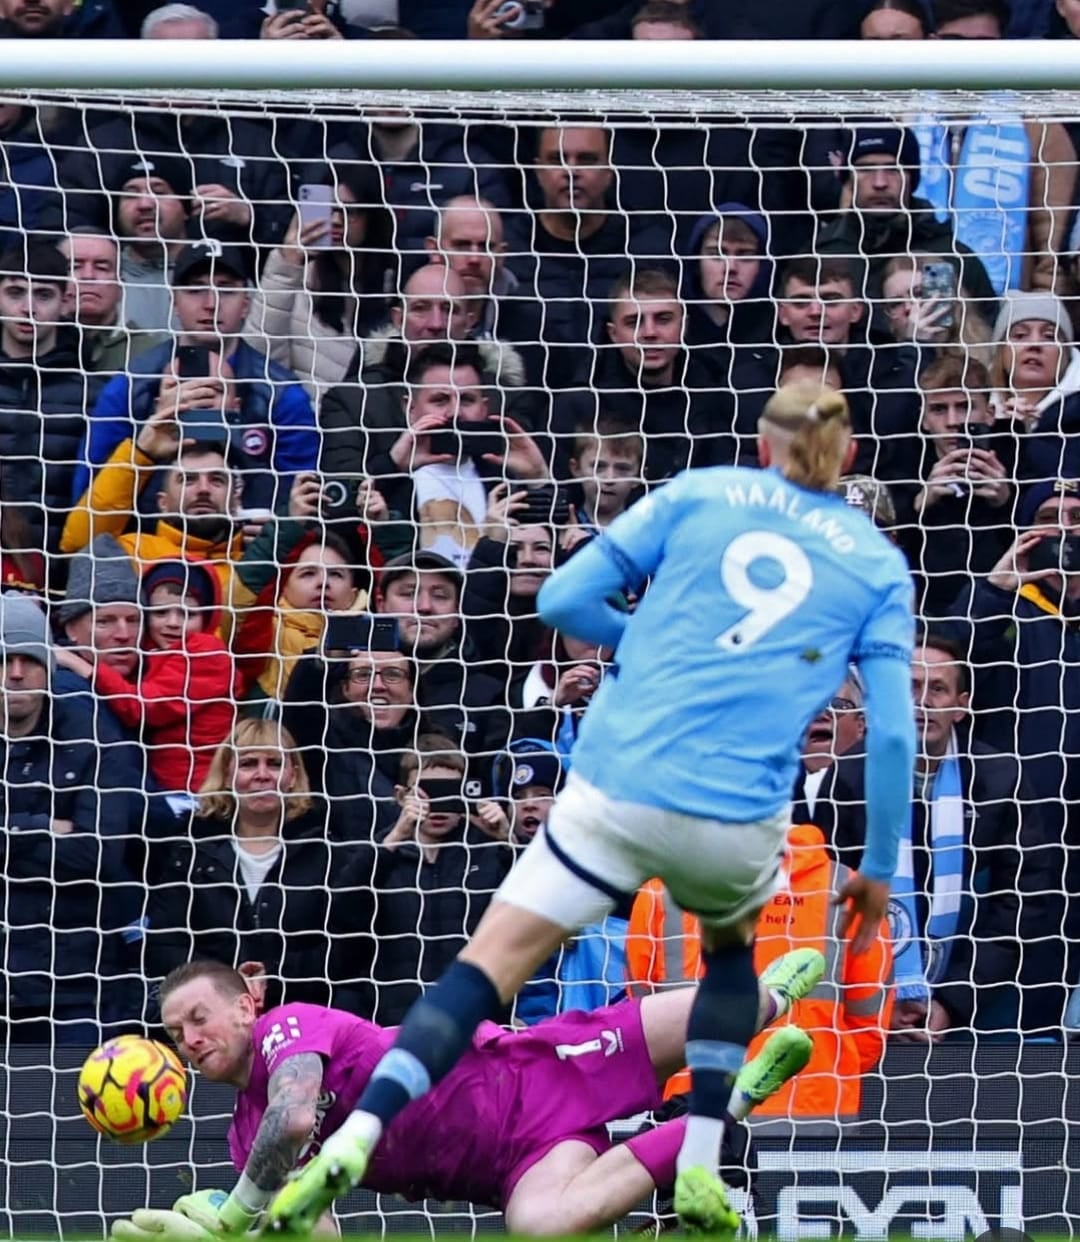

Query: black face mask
(1028, 534), (1080, 576)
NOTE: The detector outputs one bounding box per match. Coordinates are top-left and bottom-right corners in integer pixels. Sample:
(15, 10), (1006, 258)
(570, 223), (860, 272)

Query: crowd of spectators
(0, 0), (1076, 1123)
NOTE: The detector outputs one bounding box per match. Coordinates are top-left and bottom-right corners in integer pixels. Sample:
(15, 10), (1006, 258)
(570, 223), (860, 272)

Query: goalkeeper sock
(357, 960), (501, 1126)
(676, 942), (758, 1176)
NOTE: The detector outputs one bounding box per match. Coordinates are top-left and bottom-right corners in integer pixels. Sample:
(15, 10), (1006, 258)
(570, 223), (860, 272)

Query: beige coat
(244, 249), (360, 402)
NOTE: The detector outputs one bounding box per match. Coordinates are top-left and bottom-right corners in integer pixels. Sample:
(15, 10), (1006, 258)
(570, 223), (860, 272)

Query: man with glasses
(791, 670), (865, 828)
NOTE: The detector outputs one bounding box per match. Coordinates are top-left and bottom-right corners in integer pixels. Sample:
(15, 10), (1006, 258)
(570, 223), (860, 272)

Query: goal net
(0, 55), (1077, 1238)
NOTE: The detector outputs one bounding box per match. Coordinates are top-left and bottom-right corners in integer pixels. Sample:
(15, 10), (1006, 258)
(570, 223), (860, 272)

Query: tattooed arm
(245, 1052), (324, 1193)
(177, 1053), (325, 1234)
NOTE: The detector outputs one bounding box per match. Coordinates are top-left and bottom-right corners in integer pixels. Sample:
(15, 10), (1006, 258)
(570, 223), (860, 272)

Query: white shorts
(496, 771), (789, 931)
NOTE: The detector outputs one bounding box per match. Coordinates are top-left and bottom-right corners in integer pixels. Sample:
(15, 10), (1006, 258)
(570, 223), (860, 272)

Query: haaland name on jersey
(722, 477), (856, 555)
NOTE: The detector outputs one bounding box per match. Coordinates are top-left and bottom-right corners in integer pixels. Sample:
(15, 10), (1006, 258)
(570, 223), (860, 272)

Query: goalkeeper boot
(759, 947), (825, 1019)
(674, 1166), (740, 1239)
(732, 1025), (813, 1108)
(262, 1112), (380, 1236)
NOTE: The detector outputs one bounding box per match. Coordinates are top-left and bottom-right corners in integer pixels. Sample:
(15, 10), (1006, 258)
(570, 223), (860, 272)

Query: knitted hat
(0, 590), (52, 671)
(849, 126), (921, 192)
(58, 535), (140, 625)
(992, 290), (1073, 343)
(492, 739), (567, 799)
(141, 560), (217, 612)
(104, 153), (192, 200)
(1018, 478), (1080, 528)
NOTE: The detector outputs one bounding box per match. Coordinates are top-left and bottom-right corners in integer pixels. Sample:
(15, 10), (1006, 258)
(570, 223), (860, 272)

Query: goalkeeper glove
(172, 1189), (259, 1236)
(110, 1208), (219, 1242)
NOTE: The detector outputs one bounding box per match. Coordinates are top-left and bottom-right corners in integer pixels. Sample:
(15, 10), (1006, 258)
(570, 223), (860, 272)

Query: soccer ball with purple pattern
(78, 1035), (187, 1143)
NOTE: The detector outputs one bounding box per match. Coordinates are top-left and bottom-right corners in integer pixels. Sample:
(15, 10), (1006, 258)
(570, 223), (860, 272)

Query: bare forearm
(243, 1052), (323, 1194)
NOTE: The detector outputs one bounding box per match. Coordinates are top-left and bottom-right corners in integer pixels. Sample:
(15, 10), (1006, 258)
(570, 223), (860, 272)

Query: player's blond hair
(760, 382), (851, 493)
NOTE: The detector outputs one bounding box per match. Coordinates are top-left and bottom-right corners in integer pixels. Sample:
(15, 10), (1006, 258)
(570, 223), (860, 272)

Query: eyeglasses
(348, 667), (409, 686)
(829, 697), (858, 713)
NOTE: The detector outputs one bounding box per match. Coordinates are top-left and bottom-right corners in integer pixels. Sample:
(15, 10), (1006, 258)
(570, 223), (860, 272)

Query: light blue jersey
(553, 466), (914, 825)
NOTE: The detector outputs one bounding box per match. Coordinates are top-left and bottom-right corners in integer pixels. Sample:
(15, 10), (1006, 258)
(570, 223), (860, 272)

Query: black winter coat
(817, 741), (1061, 1031)
(143, 814), (373, 1015)
(502, 212), (676, 391)
(0, 330), (100, 558)
(0, 699), (139, 1019)
(550, 348), (734, 483)
(355, 828), (513, 1024)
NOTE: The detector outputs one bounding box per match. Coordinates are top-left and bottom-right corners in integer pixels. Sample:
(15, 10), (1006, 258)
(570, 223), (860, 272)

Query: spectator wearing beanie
(988, 291), (1080, 482)
(57, 558), (236, 797)
(816, 124), (998, 317)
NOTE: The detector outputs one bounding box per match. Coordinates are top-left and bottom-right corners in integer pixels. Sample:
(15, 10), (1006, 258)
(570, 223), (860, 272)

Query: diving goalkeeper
(111, 953), (820, 1239)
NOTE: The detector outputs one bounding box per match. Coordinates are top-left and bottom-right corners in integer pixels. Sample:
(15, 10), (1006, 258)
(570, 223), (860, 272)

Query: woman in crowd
(880, 254), (995, 365)
(859, 0), (928, 38)
(143, 718), (373, 1016)
(989, 291), (1080, 479)
(231, 472), (384, 712)
(245, 162), (396, 397)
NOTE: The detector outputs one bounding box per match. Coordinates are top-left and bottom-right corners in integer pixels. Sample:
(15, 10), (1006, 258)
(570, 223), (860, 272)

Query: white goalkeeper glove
(173, 1187), (264, 1236)
(110, 1208), (218, 1242)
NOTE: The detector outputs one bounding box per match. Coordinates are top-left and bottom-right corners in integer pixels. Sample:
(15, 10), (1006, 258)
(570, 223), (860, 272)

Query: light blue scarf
(888, 735), (967, 1001)
(914, 110), (1030, 295)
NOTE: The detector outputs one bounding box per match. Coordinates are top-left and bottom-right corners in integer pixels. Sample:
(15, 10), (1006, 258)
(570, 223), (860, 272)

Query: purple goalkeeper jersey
(229, 999), (661, 1208)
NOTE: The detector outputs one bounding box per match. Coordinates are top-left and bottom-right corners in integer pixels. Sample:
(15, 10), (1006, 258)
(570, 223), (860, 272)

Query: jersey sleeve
(253, 1005), (337, 1078)
(600, 477), (683, 587)
(852, 564), (915, 667)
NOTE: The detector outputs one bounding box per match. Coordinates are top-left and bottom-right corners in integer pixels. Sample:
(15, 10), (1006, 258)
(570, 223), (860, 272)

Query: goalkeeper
(112, 953), (820, 1239)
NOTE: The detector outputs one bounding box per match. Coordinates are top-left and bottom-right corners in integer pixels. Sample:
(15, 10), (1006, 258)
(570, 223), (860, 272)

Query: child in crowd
(57, 560), (235, 795)
(567, 417), (645, 534)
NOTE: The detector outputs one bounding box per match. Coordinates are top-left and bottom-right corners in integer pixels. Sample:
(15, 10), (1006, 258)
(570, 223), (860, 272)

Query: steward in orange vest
(626, 823), (893, 1121)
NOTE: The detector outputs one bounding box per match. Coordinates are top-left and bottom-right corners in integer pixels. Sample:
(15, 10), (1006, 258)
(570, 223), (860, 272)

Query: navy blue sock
(686, 942), (759, 1121)
(357, 960), (501, 1126)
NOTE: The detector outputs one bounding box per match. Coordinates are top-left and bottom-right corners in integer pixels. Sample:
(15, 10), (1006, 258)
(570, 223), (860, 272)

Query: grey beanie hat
(58, 534), (140, 625)
(992, 290), (1073, 343)
(0, 590), (52, 671)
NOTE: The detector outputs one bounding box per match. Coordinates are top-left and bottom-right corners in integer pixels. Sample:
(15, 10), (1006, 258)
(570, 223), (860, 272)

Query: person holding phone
(358, 342), (548, 569)
(880, 254), (994, 364)
(353, 733), (511, 1025)
(230, 472), (371, 711)
(245, 164), (395, 398)
(260, 0), (343, 39)
(71, 241), (318, 515)
(895, 354), (1011, 617)
(988, 291), (1080, 483)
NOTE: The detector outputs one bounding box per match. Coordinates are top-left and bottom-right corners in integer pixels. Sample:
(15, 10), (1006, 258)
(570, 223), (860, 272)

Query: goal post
(0, 37), (1079, 91)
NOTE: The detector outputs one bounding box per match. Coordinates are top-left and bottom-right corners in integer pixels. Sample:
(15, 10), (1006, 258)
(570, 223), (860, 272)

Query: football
(77, 1035), (188, 1144)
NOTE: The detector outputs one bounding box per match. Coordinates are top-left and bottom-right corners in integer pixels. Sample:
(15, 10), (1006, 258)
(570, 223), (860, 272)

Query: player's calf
(677, 940), (759, 1178)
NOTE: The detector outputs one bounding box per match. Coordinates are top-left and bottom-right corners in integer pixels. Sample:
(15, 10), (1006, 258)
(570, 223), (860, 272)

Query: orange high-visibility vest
(626, 823), (893, 1120)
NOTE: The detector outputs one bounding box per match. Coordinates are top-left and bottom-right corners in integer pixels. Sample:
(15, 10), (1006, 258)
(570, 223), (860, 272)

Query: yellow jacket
(61, 438), (244, 640)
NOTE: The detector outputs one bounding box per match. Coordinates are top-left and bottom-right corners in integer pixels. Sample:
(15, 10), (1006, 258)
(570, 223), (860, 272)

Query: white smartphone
(297, 184), (334, 246)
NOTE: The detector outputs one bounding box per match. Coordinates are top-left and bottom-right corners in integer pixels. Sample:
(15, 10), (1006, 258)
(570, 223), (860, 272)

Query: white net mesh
(0, 77), (1075, 1237)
